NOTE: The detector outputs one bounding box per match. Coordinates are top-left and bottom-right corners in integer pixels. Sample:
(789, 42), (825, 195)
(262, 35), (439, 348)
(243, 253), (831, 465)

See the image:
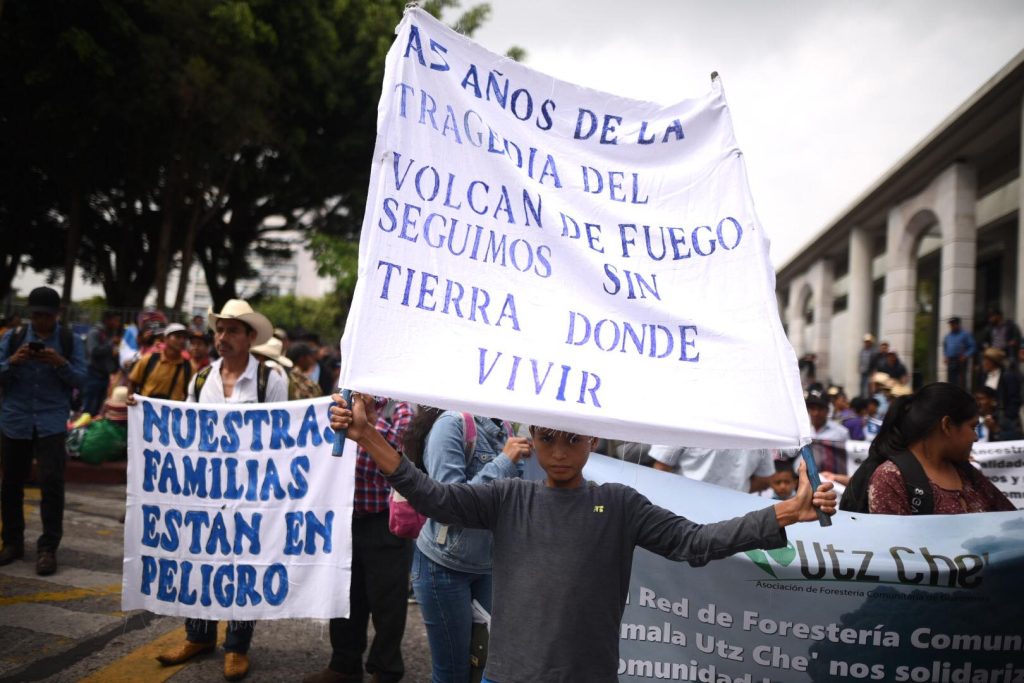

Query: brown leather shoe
(302, 668), (362, 683)
(224, 652), (250, 681)
(35, 550), (56, 576)
(156, 640), (215, 666)
(0, 545), (24, 566)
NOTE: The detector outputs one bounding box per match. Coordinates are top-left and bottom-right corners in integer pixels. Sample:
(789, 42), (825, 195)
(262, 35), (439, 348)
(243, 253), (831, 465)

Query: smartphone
(28, 341), (45, 352)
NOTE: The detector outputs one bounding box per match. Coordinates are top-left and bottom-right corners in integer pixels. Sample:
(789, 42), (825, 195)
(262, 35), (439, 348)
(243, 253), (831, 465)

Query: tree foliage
(0, 1), (521, 310)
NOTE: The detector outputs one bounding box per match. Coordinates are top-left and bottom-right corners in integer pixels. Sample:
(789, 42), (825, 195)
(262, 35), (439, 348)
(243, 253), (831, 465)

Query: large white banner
(846, 439), (1024, 509)
(123, 397), (355, 620)
(340, 8), (810, 449)
(583, 455), (1024, 682)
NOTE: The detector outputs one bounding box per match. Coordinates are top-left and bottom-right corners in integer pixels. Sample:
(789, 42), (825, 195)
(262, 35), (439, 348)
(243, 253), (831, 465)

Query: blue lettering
(157, 558), (178, 603)
(295, 405), (323, 448)
(288, 456), (310, 500)
(170, 408), (196, 449)
(270, 410), (295, 450)
(284, 511), (304, 555)
(220, 410), (243, 452)
(158, 453), (181, 495)
(213, 565), (234, 607)
(160, 508), (182, 551)
(235, 565), (262, 607)
(142, 505), (160, 548)
(140, 555), (157, 595)
(178, 561), (197, 605)
(198, 410), (218, 452)
(182, 456), (208, 497)
(304, 511), (334, 555)
(243, 411), (270, 451)
(234, 512), (262, 554)
(143, 449), (161, 492)
(260, 459), (287, 501)
(142, 402), (170, 446)
(206, 512), (232, 555)
(263, 564), (289, 606)
(185, 511), (210, 553)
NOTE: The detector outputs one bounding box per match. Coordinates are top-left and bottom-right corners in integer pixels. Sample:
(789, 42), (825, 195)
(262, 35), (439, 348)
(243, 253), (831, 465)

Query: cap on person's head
(144, 321), (164, 335)
(207, 299), (273, 346)
(273, 327), (288, 342)
(948, 316), (961, 325)
(984, 347), (1007, 364)
(805, 388), (829, 408)
(28, 286), (61, 313)
(250, 337), (293, 368)
(863, 333), (874, 342)
(163, 322), (188, 337)
(189, 328), (210, 341)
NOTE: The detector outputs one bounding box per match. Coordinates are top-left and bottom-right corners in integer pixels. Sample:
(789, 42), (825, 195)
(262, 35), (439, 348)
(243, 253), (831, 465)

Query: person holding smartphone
(0, 287), (86, 576)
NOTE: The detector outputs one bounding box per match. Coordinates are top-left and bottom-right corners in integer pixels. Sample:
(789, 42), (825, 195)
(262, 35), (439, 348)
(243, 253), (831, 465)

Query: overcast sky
(471, 0), (1024, 267)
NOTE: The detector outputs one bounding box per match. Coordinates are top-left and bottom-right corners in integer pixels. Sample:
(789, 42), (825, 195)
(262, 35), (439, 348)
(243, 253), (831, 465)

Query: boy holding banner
(331, 393), (836, 682)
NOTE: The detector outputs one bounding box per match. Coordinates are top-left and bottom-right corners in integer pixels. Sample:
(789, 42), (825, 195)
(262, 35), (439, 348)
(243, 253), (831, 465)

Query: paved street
(0, 481), (432, 682)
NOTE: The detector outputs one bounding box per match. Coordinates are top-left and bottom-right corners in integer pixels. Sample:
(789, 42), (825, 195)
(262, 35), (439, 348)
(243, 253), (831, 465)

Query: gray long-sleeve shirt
(386, 457), (787, 682)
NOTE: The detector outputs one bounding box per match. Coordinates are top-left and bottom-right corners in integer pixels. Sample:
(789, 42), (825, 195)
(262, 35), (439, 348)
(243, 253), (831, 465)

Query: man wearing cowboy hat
(251, 337), (322, 400)
(155, 299), (286, 681)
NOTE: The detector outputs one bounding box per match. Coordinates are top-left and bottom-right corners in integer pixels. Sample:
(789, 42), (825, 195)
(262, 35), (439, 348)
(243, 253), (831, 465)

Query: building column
(880, 206), (917, 379)
(1017, 96), (1024, 327)
(935, 163), (977, 378)
(807, 258), (835, 382)
(846, 226), (873, 390)
(786, 275), (808, 357)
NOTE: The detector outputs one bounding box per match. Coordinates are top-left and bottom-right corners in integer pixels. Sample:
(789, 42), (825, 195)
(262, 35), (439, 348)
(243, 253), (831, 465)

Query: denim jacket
(415, 411), (520, 573)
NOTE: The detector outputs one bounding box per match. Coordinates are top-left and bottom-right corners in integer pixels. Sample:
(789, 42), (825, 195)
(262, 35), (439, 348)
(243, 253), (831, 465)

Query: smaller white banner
(122, 397), (355, 619)
(845, 439), (1024, 509)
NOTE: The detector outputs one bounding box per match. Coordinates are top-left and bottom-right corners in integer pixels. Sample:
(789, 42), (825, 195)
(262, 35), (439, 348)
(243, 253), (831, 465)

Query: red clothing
(354, 400), (414, 515)
(868, 460), (1014, 514)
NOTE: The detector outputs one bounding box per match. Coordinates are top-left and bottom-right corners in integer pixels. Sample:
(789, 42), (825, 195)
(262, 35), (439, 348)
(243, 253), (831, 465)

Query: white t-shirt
(647, 447), (775, 492)
(186, 354), (288, 404)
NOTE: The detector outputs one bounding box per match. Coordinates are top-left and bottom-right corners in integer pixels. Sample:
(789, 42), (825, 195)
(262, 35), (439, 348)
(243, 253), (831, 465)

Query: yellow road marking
(0, 583), (121, 606)
(80, 622), (227, 683)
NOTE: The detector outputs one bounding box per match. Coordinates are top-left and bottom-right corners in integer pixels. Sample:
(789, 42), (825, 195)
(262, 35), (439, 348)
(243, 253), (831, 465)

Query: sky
(470, 0), (1024, 268)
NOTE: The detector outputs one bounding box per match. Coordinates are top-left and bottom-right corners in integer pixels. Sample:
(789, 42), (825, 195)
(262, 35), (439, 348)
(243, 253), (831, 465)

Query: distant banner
(584, 455), (1024, 682)
(123, 397), (355, 620)
(846, 440), (1024, 509)
(340, 8), (810, 448)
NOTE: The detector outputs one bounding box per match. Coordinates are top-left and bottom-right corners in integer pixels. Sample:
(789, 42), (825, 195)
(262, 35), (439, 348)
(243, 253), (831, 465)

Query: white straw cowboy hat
(250, 337), (293, 368)
(207, 299), (274, 346)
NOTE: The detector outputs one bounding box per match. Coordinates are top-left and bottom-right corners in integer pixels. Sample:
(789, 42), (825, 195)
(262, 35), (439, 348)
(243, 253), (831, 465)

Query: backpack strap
(6, 327), (27, 356)
(889, 451), (933, 515)
(6, 326), (73, 362)
(58, 326), (74, 362)
(459, 412), (477, 464)
(193, 365), (214, 401)
(256, 361), (270, 403)
(139, 353), (161, 391)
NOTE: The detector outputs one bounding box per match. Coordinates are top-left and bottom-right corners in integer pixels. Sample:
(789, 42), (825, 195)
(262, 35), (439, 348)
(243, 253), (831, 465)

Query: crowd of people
(0, 285), (1016, 682)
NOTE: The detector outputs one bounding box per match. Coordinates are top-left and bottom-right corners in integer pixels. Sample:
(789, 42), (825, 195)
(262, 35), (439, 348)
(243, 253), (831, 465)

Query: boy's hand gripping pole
(332, 389), (353, 457)
(800, 445), (832, 527)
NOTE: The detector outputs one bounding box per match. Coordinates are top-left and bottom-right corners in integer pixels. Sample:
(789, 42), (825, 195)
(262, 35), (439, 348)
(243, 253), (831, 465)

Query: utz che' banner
(340, 8), (810, 449)
(583, 456), (1024, 683)
(123, 397), (355, 620)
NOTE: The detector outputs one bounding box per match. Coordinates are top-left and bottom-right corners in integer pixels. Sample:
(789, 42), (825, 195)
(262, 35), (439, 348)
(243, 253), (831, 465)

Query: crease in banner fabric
(584, 455), (1024, 683)
(341, 7), (812, 449)
(123, 396), (355, 620)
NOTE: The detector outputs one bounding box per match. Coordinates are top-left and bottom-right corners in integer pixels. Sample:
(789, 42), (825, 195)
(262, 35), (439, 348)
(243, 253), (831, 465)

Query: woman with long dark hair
(842, 382), (1014, 514)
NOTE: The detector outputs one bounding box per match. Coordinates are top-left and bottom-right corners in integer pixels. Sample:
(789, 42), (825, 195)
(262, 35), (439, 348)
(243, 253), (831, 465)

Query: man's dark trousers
(1, 432), (66, 551)
(329, 510), (413, 682)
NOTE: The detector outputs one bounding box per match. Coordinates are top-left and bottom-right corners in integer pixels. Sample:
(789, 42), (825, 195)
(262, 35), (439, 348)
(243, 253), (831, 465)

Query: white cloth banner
(340, 8), (810, 448)
(122, 397), (355, 619)
(584, 455), (1024, 682)
(846, 439), (1024, 509)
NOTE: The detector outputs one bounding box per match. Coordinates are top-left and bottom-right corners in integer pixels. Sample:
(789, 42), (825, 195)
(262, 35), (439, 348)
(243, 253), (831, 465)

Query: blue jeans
(185, 619), (254, 654)
(81, 372), (109, 417)
(411, 547), (492, 683)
